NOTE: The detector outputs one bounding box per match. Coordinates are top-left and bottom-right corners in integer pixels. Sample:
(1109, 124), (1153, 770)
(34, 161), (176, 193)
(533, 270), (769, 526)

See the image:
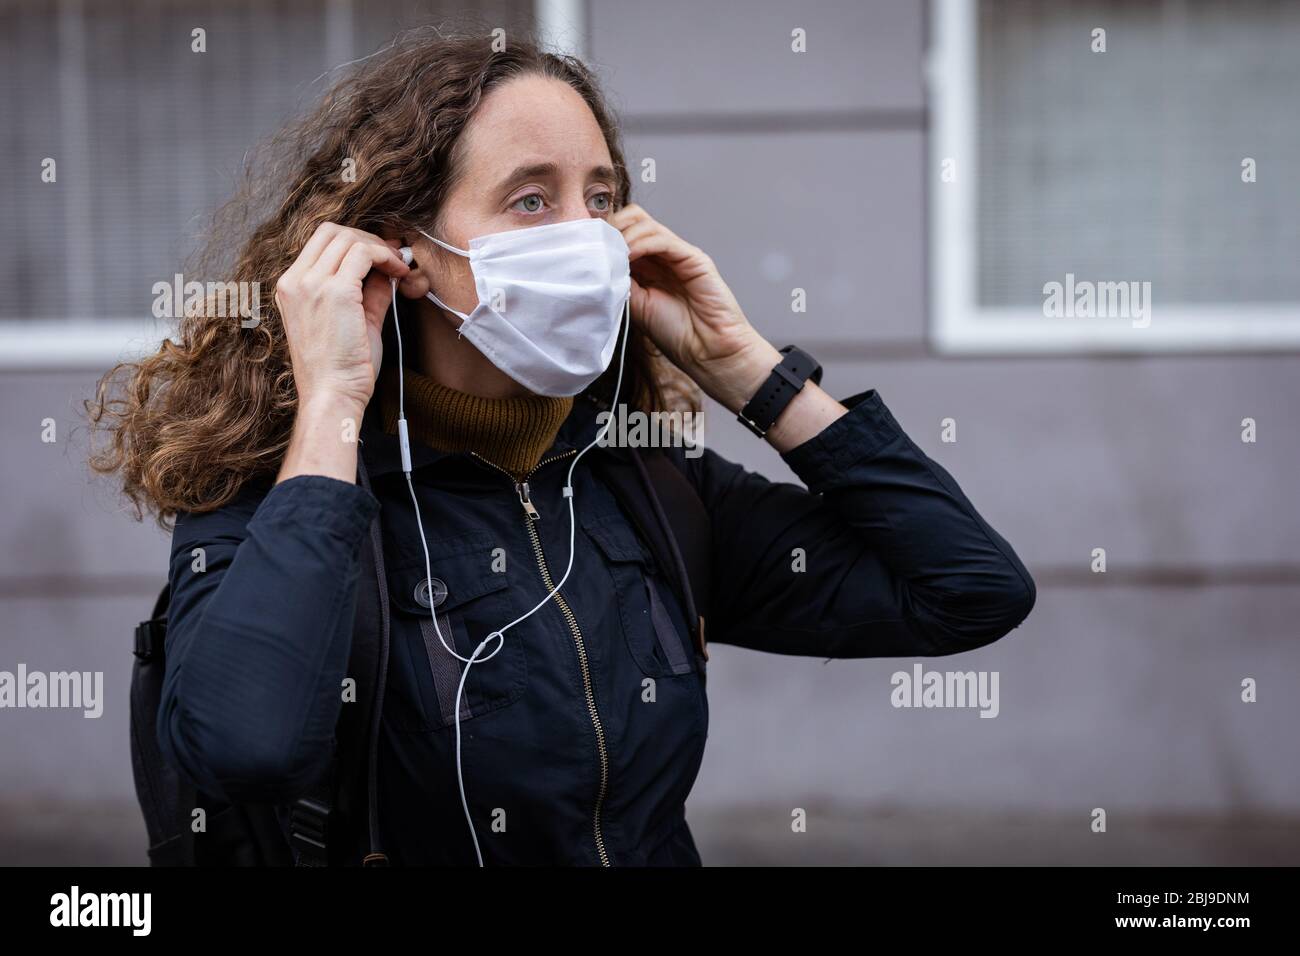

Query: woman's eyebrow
(497, 162), (558, 191)
(494, 162), (617, 192)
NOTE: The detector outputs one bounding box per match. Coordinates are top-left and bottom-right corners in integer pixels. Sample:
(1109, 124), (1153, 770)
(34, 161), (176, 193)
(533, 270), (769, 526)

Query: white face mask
(419, 217), (631, 397)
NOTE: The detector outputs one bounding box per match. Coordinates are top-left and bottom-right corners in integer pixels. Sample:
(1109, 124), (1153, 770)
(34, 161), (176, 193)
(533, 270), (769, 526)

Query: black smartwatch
(736, 345), (822, 438)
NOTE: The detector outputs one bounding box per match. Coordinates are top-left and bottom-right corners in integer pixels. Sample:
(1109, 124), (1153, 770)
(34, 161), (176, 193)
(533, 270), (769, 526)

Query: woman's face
(406, 73), (620, 319)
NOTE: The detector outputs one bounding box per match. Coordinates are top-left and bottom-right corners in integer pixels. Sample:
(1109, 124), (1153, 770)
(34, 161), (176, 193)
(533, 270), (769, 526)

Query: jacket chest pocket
(384, 534), (528, 733)
(582, 514), (700, 680)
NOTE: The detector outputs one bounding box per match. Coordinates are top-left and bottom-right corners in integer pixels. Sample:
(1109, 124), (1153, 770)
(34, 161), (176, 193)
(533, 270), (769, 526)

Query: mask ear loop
(424, 290), (475, 340)
(417, 228), (470, 257)
(418, 228), (476, 339)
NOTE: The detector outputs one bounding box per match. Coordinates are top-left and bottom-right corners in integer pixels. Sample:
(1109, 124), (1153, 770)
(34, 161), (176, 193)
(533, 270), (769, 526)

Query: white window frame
(926, 0), (1300, 354)
(0, 319), (178, 369)
(0, 0), (587, 370)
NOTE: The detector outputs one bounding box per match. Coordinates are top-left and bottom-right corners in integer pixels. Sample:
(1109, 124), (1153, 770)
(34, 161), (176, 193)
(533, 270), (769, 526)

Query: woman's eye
(514, 193), (544, 213)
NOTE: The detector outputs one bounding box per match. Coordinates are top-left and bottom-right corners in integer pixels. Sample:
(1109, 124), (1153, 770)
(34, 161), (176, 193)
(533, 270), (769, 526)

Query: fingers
(296, 222), (409, 282)
(619, 219), (660, 252)
(625, 229), (670, 263)
(335, 239), (409, 288)
(296, 221), (344, 272)
(615, 205), (704, 267)
(310, 232), (355, 278)
(613, 203), (684, 247)
(360, 270), (394, 329)
(610, 202), (649, 229)
(626, 229), (703, 270)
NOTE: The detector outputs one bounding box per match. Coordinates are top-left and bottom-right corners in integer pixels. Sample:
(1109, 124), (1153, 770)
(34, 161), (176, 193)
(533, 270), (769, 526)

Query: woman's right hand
(274, 222), (410, 412)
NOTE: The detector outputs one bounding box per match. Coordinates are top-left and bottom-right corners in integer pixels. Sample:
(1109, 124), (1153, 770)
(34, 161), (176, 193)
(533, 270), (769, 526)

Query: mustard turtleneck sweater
(377, 363), (573, 480)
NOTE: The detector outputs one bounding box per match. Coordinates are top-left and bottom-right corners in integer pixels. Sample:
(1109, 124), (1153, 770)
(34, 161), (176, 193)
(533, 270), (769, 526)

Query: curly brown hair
(87, 24), (695, 527)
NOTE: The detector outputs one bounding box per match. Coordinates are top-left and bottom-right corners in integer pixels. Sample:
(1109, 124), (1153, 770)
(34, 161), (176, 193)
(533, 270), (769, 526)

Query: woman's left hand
(611, 203), (780, 412)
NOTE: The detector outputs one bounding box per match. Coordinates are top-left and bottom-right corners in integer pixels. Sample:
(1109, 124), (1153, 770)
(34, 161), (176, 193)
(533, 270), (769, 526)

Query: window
(928, 0), (1300, 353)
(0, 0), (543, 367)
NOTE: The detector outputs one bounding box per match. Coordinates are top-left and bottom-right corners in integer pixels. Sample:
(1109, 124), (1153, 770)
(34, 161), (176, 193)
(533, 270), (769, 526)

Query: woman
(90, 28), (1034, 866)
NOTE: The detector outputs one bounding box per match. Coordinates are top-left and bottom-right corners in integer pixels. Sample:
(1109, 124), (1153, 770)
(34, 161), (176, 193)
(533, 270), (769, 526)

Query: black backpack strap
(288, 786), (332, 867)
(636, 449), (713, 646)
(356, 454), (393, 864)
(130, 583), (190, 865)
(283, 454), (392, 867)
(595, 447), (713, 660)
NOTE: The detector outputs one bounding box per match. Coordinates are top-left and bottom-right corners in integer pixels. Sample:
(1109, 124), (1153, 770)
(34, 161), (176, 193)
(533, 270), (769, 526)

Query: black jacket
(157, 388), (1035, 865)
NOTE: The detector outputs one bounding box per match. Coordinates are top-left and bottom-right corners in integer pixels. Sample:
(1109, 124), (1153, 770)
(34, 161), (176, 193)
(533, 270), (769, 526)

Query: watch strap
(736, 345), (822, 438)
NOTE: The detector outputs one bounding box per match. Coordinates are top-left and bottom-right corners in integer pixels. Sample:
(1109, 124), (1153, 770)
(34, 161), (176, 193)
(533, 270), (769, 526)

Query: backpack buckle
(289, 797), (331, 866)
(133, 618), (166, 661)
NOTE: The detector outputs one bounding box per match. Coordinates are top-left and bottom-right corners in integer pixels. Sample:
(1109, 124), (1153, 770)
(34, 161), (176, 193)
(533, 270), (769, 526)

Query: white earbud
(398, 245), (414, 267)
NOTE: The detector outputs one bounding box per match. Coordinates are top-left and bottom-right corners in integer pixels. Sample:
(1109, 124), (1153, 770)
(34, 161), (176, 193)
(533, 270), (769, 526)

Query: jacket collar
(358, 392), (612, 480)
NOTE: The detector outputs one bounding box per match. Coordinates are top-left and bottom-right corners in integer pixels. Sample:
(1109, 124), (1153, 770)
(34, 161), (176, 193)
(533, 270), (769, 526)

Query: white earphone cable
(388, 277), (629, 866)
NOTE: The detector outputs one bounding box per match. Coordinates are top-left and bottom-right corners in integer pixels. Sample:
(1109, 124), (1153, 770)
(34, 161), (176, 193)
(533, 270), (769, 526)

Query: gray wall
(2, 0), (1297, 864)
(588, 0), (1300, 862)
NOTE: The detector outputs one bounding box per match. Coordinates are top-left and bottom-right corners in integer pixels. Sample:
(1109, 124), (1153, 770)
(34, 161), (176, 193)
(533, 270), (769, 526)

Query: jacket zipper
(470, 449), (613, 867)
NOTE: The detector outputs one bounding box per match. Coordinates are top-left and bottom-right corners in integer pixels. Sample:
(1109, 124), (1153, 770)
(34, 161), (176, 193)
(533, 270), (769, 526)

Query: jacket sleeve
(157, 474), (380, 804)
(686, 389), (1035, 658)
